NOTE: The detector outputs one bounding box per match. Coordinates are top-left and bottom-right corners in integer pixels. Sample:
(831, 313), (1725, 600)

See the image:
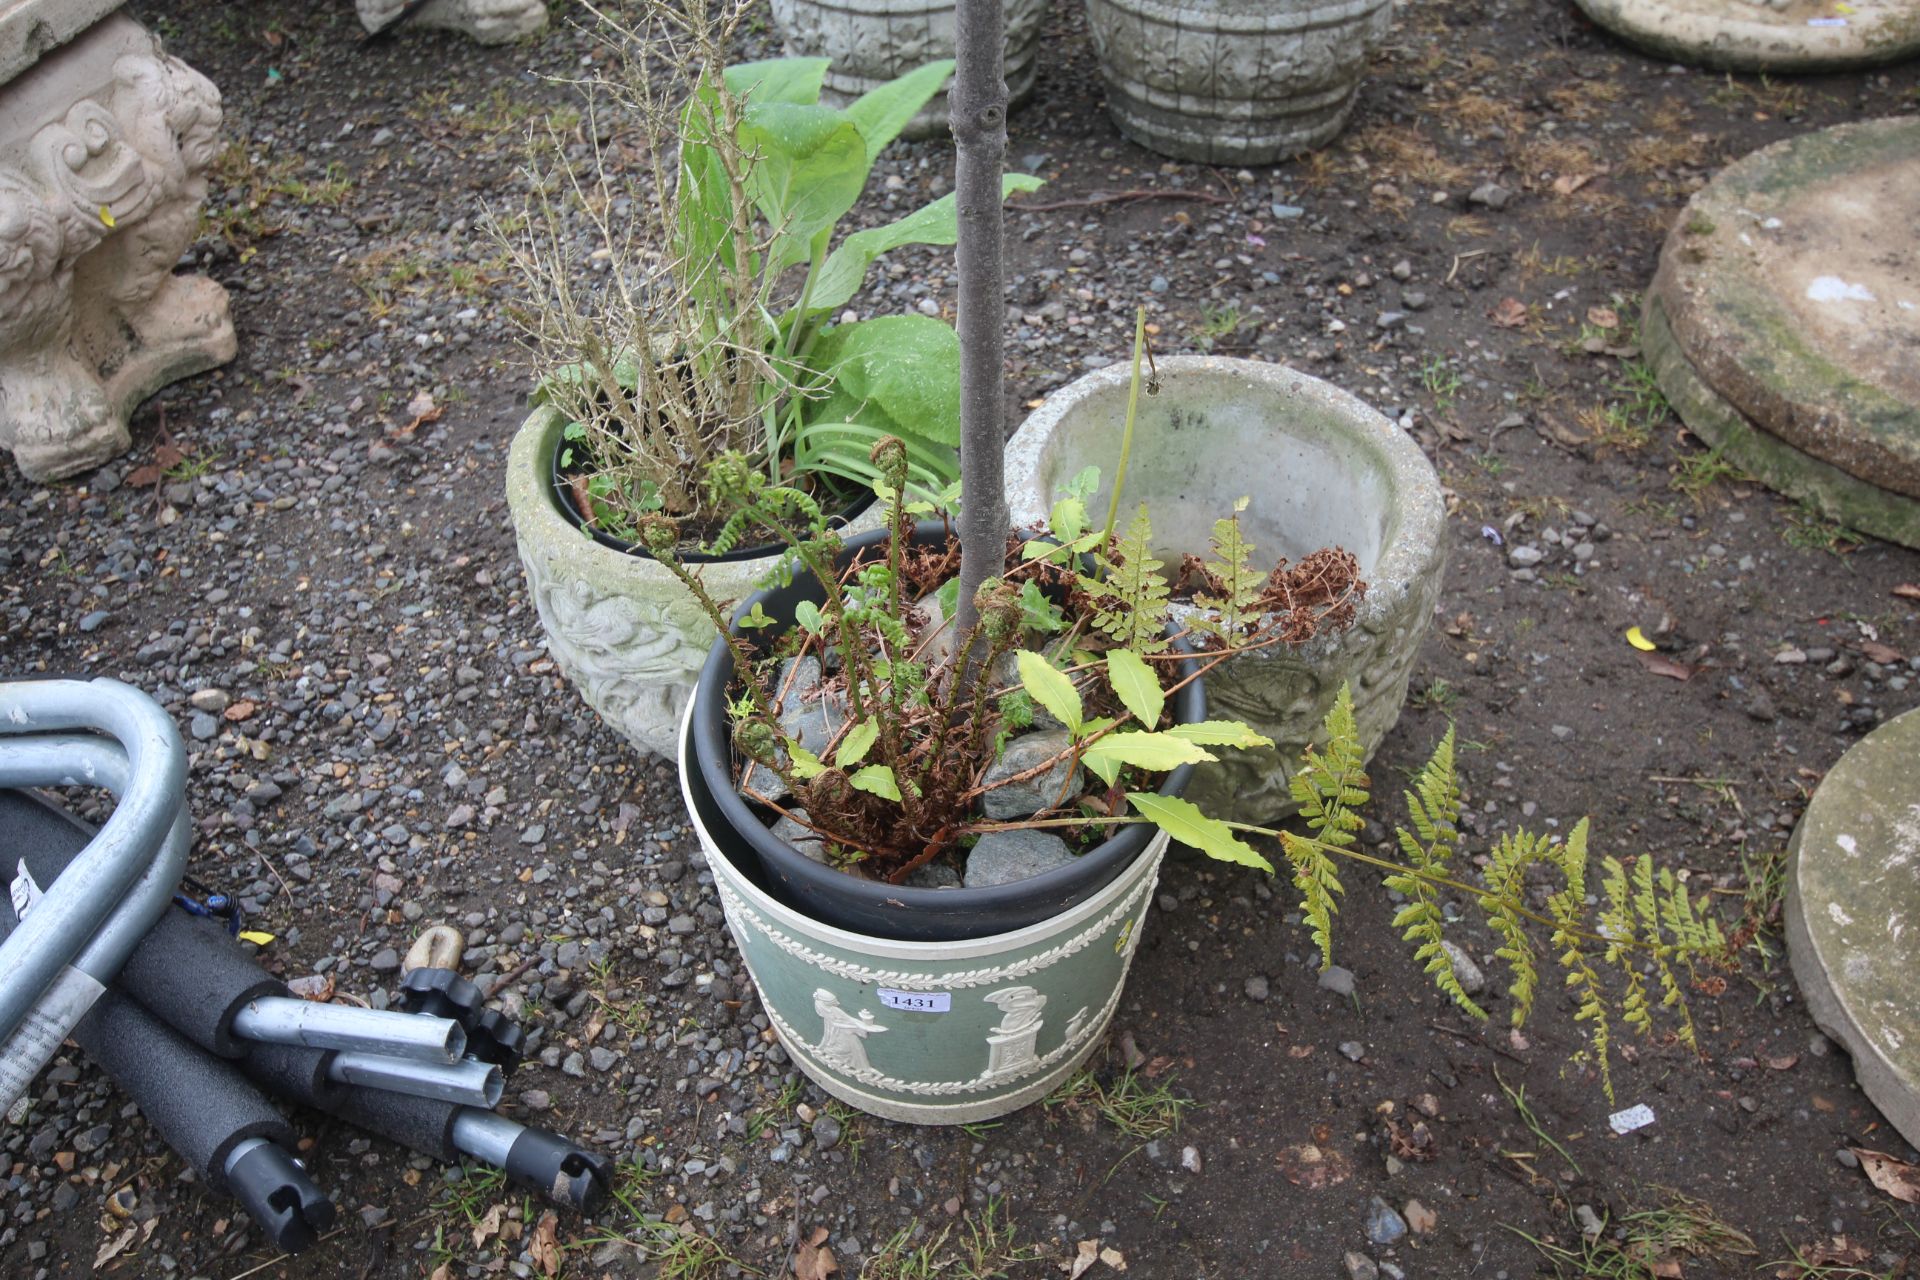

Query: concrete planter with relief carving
(505, 403), (877, 759)
(769, 0), (1047, 138)
(679, 700), (1166, 1124)
(1006, 356), (1445, 826)
(1084, 0), (1391, 164)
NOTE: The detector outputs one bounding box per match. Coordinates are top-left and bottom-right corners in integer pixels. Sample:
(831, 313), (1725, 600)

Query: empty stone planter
(1084, 0), (1392, 164)
(770, 0), (1046, 138)
(0, 5), (236, 481)
(1006, 356), (1446, 824)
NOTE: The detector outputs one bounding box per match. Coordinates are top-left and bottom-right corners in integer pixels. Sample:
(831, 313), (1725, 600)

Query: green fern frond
(1195, 500), (1263, 639)
(1545, 820), (1616, 1103)
(1082, 505), (1172, 652)
(1282, 686), (1370, 969)
(1385, 730), (1482, 1018)
(1479, 829), (1543, 1027)
(1600, 855), (1653, 1039)
(1639, 858), (1698, 1052)
(1282, 831), (1346, 973)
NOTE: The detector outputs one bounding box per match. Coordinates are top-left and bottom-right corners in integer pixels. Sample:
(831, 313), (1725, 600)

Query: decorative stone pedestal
(1575, 0), (1920, 72)
(1645, 117), (1920, 548)
(356, 0), (549, 45)
(1004, 356), (1447, 825)
(1786, 706), (1920, 1151)
(0, 6), (235, 482)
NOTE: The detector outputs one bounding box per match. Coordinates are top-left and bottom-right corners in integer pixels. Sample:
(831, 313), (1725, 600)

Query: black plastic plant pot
(549, 435), (873, 564)
(689, 519), (1206, 943)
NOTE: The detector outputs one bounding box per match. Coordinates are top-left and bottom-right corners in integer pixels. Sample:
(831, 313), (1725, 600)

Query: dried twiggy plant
(492, 0), (786, 532)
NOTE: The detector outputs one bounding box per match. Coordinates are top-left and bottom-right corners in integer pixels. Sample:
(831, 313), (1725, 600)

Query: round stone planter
(1083, 0), (1391, 164)
(504, 403), (877, 758)
(1786, 706), (1920, 1150)
(679, 701), (1164, 1124)
(1573, 0), (1920, 73)
(1645, 117), (1920, 549)
(769, 0), (1047, 139)
(1006, 356), (1446, 825)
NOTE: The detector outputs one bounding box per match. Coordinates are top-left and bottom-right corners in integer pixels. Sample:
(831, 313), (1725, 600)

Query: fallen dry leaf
(430, 1266), (452, 1280)
(1552, 172), (1594, 196)
(286, 974), (334, 1002)
(1651, 1260), (1684, 1278)
(529, 1210), (561, 1274)
(1852, 1148), (1920, 1204)
(1894, 583), (1920, 601)
(94, 1226), (138, 1269)
(126, 464), (162, 488)
(1860, 640), (1904, 665)
(1587, 305), (1620, 330)
(1275, 1143), (1353, 1189)
(1765, 1054), (1799, 1071)
(1066, 1239), (1101, 1278)
(1635, 650), (1696, 681)
(794, 1226), (837, 1280)
(1491, 297), (1530, 328)
(472, 1202), (504, 1249)
(1101, 1245), (1127, 1271)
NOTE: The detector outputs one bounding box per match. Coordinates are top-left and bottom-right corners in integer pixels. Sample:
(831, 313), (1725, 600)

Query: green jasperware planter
(506, 404), (880, 757)
(679, 702), (1165, 1124)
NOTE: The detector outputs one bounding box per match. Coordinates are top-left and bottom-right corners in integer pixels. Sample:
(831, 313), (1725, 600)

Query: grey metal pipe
(0, 735), (189, 986)
(0, 680), (187, 1045)
(450, 1107), (520, 1167)
(325, 1053), (503, 1108)
(231, 997), (466, 1065)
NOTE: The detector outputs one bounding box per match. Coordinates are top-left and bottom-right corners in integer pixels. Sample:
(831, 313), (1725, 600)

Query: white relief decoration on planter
(0, 15), (235, 481)
(810, 989), (887, 1074)
(520, 558), (710, 757)
(760, 963), (1135, 1099)
(980, 986), (1046, 1082)
(709, 850), (1163, 991)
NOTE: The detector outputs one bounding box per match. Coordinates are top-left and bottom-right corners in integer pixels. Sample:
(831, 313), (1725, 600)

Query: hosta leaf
(1126, 793), (1272, 872)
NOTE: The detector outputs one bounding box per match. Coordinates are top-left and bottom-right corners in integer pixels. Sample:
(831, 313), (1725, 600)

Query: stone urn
(0, 3), (236, 481)
(769, 0), (1047, 138)
(1083, 0), (1392, 164)
(1005, 356), (1446, 825)
(505, 403), (879, 759)
(1572, 0), (1920, 73)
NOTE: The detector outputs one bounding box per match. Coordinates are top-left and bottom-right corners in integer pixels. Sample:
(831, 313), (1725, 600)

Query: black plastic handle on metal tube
(0, 679), (187, 1045)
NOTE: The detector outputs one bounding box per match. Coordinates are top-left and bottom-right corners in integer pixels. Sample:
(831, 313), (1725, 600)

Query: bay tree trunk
(949, 0), (1010, 655)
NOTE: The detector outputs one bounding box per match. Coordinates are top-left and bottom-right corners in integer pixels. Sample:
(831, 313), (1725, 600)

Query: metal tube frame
(0, 686), (188, 1046)
(232, 997), (467, 1065)
(325, 1053), (504, 1108)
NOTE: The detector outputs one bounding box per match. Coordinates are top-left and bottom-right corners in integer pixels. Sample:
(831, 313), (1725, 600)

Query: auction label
(877, 989), (950, 1013)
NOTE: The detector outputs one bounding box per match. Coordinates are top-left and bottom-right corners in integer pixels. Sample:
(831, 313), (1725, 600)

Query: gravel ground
(5, 2), (1920, 1278)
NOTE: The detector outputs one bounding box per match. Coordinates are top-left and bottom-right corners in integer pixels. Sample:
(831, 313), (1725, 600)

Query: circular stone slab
(1786, 707), (1920, 1151)
(1575, 0), (1920, 71)
(1651, 118), (1920, 497)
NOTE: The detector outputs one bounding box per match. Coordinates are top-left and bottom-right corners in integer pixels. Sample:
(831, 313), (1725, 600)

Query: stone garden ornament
(357, 0), (549, 45)
(0, 5), (235, 481)
(1574, 0), (1920, 72)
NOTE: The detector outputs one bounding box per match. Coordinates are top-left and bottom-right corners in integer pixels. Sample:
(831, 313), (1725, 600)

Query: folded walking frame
(0, 678), (612, 1255)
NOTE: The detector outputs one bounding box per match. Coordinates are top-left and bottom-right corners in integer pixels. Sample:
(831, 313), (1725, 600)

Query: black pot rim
(689, 519), (1206, 942)
(547, 423), (873, 565)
